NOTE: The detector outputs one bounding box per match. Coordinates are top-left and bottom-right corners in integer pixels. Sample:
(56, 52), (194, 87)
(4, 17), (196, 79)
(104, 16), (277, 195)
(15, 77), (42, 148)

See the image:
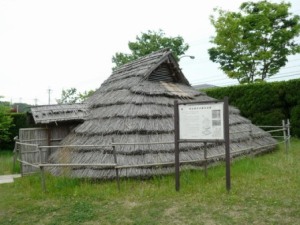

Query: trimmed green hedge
(204, 78), (300, 137)
(290, 105), (300, 137)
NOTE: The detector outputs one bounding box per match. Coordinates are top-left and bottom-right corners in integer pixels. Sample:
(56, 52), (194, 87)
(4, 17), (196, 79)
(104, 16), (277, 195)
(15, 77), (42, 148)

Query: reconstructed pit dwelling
(31, 49), (277, 178)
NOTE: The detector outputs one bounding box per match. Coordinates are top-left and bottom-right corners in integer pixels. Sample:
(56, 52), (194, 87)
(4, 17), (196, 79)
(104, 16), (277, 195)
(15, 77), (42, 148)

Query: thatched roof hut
(28, 104), (89, 146)
(48, 48), (277, 178)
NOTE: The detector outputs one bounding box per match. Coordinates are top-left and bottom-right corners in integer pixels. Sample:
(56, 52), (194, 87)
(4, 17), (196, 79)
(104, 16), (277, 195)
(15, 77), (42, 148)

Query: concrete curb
(0, 174), (21, 184)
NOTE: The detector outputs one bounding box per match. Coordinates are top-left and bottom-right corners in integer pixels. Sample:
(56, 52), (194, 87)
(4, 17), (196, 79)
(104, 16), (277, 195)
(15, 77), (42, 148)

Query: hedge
(204, 78), (300, 137)
(0, 113), (29, 150)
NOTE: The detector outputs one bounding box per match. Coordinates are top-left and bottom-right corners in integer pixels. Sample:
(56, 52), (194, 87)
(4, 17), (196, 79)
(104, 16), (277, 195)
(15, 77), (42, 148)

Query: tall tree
(208, 0), (300, 83)
(112, 30), (189, 69)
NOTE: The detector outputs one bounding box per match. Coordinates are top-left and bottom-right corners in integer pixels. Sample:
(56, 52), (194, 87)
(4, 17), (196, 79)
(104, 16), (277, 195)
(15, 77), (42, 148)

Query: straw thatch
(48, 48), (277, 178)
(31, 104), (88, 124)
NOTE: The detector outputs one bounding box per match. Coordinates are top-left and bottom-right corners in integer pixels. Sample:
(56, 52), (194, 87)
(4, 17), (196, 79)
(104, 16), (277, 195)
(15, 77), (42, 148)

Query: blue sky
(1, 0), (300, 105)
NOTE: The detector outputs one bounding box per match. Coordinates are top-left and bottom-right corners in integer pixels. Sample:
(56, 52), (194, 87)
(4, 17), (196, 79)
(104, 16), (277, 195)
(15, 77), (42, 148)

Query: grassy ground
(0, 139), (299, 225)
(0, 151), (19, 175)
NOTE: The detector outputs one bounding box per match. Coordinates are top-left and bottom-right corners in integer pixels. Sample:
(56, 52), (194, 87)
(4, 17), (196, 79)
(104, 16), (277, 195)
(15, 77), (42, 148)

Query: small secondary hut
(25, 103), (89, 145)
(17, 104), (89, 174)
(48, 48), (277, 178)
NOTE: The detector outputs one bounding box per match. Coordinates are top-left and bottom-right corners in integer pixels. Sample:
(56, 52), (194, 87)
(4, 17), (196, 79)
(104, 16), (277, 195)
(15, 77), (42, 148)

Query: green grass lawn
(0, 151), (19, 175)
(0, 139), (299, 225)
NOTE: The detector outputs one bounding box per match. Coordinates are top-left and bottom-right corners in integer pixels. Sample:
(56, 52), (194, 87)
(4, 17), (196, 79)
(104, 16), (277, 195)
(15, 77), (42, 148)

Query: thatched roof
(48, 48), (277, 178)
(31, 104), (89, 124)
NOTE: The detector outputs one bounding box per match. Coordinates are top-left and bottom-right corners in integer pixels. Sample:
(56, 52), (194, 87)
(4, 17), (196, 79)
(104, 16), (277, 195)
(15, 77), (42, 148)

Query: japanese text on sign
(179, 103), (224, 140)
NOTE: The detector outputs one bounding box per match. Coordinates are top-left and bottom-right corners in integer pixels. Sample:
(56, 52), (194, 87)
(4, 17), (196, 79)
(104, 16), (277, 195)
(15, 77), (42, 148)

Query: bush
(0, 113), (29, 151)
(290, 105), (300, 138)
(204, 78), (300, 136)
(251, 109), (285, 127)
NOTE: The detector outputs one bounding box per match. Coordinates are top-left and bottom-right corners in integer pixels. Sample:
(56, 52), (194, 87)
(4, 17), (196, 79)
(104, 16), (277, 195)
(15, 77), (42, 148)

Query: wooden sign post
(174, 97), (230, 192)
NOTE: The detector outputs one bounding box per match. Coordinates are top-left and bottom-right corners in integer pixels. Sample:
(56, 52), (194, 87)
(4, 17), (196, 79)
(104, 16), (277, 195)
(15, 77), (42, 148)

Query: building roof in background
(192, 84), (218, 90)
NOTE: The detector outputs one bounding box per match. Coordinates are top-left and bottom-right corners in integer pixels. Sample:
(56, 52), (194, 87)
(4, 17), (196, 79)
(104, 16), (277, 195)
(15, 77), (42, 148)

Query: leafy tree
(57, 88), (79, 104)
(79, 90), (95, 102)
(208, 0), (300, 83)
(0, 97), (13, 143)
(56, 88), (95, 104)
(112, 29), (189, 69)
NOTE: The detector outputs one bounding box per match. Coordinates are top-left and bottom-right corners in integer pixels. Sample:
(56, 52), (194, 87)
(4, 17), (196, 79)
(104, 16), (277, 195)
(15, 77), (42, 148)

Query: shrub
(0, 113), (29, 151)
(290, 105), (300, 137)
(204, 78), (300, 136)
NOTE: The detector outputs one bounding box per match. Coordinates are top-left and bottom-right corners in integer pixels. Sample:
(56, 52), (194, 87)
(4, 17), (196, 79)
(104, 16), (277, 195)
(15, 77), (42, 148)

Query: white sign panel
(179, 102), (224, 140)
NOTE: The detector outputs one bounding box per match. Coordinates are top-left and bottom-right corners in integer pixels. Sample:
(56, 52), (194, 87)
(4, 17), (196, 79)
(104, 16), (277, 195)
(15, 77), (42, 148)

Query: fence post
(112, 138), (120, 191)
(38, 146), (46, 193)
(249, 124), (253, 157)
(13, 141), (18, 172)
(204, 142), (208, 177)
(19, 143), (23, 176)
(174, 100), (180, 191)
(287, 119), (291, 150)
(224, 97), (231, 193)
(282, 120), (288, 154)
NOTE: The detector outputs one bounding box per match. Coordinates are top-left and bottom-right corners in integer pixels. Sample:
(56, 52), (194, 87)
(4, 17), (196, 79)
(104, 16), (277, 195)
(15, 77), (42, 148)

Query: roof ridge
(113, 48), (171, 73)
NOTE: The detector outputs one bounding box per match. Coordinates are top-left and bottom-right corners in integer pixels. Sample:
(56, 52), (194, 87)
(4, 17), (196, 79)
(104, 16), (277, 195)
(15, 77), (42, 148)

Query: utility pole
(34, 98), (38, 106)
(47, 88), (52, 105)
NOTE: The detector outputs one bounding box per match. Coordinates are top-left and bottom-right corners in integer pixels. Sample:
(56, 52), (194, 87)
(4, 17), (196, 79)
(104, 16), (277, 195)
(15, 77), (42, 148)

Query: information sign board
(174, 98), (230, 192)
(179, 102), (224, 140)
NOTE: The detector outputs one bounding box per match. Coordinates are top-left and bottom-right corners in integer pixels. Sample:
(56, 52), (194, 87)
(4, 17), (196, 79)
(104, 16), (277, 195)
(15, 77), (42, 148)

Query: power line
(192, 72), (300, 87)
(192, 71), (300, 87)
(281, 65), (300, 70)
(183, 55), (300, 67)
(190, 62), (300, 85)
(274, 70), (300, 76)
(286, 58), (300, 62)
(267, 72), (300, 80)
(191, 76), (228, 85)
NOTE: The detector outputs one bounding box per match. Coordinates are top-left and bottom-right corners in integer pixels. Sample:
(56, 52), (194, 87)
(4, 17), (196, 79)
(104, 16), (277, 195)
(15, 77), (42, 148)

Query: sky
(1, 0), (300, 105)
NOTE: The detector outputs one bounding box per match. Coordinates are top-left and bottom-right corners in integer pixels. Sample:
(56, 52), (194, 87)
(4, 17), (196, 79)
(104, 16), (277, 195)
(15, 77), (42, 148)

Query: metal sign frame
(174, 97), (231, 192)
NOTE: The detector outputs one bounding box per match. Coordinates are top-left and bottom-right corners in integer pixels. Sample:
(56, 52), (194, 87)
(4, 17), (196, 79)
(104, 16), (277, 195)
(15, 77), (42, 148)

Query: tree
(78, 90), (95, 102)
(112, 30), (189, 69)
(57, 88), (79, 104)
(208, 0), (300, 83)
(56, 88), (95, 104)
(0, 97), (13, 143)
